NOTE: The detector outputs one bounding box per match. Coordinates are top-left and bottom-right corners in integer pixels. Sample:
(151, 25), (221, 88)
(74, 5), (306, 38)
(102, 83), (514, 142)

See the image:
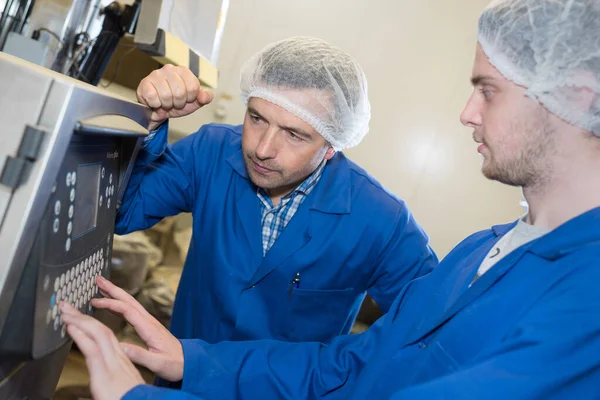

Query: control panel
(0, 133), (126, 358)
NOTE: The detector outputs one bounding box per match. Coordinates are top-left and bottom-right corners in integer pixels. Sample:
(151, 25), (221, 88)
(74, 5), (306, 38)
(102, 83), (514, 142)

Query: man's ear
(563, 70), (597, 114)
(325, 146), (336, 160)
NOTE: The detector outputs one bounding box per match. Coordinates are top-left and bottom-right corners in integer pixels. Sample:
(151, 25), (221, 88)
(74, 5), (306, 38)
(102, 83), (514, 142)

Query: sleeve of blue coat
(389, 266), (600, 400)
(122, 384), (205, 399)
(366, 205), (438, 313)
(115, 121), (198, 235)
(176, 303), (394, 400)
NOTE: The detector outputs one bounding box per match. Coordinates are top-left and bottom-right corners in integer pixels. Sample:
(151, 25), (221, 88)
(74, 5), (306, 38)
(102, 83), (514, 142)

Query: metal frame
(0, 51), (151, 334)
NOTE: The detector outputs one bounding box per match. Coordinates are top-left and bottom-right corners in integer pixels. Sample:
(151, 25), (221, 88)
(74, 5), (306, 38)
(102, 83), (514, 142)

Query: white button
(43, 275), (50, 291)
(54, 318), (59, 331)
(66, 270), (70, 282)
(65, 238), (71, 252)
(67, 221), (73, 235)
(100, 248), (104, 257)
(68, 205), (74, 219)
(53, 218), (59, 233)
(56, 288), (62, 302)
(71, 171), (77, 185)
(54, 200), (61, 215)
(105, 186), (109, 197)
(109, 173), (113, 184)
(59, 314), (63, 326)
(67, 281), (72, 294)
(54, 277), (59, 292)
(61, 324), (66, 338)
(66, 172), (72, 187)
(102, 167), (105, 178)
(77, 275), (81, 287)
(107, 198), (111, 209)
(52, 305), (58, 319)
(70, 188), (75, 202)
(99, 195), (103, 207)
(46, 309), (52, 324)
(75, 263), (80, 276)
(69, 293), (74, 304)
(60, 274), (65, 287)
(84, 258), (88, 269)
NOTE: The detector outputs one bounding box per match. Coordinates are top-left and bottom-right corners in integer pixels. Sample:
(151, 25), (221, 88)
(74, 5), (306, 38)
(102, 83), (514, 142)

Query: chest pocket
(285, 287), (356, 343)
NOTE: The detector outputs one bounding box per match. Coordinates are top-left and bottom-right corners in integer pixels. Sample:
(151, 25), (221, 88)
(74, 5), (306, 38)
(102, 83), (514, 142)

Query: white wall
(172, 0), (524, 257)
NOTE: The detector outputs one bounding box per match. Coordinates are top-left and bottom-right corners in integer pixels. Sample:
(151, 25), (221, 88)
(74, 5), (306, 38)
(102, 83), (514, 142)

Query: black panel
(0, 133), (128, 359)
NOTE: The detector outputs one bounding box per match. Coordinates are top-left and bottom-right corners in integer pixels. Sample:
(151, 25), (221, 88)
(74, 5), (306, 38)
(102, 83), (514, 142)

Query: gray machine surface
(0, 50), (150, 399)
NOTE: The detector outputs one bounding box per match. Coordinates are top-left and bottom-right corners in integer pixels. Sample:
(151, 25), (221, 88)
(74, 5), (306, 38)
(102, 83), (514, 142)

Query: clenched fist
(136, 64), (214, 131)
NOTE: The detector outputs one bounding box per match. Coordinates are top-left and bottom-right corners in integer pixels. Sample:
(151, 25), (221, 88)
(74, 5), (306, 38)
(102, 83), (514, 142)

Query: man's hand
(136, 64), (214, 131)
(90, 276), (185, 382)
(60, 302), (145, 400)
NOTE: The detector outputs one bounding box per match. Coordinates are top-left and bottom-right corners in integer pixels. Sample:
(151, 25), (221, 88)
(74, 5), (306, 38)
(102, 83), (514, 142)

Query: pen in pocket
(288, 273), (300, 301)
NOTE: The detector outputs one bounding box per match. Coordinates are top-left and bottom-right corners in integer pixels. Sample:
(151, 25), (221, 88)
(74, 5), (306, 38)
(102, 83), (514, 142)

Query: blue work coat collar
(225, 143), (353, 286)
(226, 145), (352, 215)
(491, 206), (600, 260)
(405, 206), (600, 345)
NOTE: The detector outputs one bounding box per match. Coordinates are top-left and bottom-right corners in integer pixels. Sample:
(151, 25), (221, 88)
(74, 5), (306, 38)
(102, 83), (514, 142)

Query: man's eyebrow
(247, 107), (265, 119)
(471, 75), (497, 86)
(280, 124), (311, 139)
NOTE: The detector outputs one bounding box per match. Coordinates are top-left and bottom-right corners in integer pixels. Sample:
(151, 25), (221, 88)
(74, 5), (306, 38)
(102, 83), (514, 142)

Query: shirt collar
(257, 160), (327, 206)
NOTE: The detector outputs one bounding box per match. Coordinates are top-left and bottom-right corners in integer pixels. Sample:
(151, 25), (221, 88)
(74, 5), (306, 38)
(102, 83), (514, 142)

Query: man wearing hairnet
(60, 0), (600, 398)
(108, 35), (437, 383)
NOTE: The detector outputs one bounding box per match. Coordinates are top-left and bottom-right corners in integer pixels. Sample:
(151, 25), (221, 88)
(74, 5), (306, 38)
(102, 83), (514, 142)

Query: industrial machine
(0, 0), (227, 89)
(0, 50), (150, 399)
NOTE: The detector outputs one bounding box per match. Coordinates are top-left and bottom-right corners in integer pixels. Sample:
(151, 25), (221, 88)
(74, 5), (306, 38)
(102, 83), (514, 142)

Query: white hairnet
(240, 36), (371, 150)
(478, 0), (600, 136)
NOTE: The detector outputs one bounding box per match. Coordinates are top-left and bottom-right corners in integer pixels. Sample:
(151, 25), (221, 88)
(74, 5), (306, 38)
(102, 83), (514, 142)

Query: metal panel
(0, 51), (151, 333)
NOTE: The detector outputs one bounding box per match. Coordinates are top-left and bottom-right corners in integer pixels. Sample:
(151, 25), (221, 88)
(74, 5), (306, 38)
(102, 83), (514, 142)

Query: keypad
(45, 250), (107, 329)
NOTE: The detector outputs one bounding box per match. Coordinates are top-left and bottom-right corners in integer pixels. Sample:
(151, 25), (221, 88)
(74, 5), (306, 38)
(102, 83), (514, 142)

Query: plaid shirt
(257, 161), (326, 256)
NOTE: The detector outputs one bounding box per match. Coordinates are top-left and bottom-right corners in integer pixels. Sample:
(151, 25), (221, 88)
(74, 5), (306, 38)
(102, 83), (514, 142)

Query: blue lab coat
(116, 122), (437, 346)
(124, 207), (600, 400)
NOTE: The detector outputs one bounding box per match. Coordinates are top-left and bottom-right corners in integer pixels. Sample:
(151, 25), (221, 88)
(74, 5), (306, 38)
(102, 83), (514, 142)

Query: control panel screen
(72, 163), (101, 238)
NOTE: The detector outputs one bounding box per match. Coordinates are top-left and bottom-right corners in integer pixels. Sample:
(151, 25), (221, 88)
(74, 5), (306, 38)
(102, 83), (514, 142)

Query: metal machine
(0, 50), (150, 399)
